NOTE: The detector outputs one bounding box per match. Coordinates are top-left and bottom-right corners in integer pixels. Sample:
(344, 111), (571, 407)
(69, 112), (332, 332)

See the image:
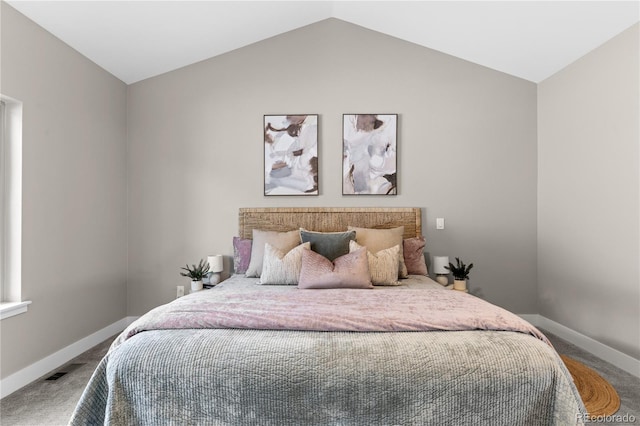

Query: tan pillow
(245, 229), (300, 277)
(349, 240), (399, 286)
(259, 242), (310, 285)
(348, 226), (408, 278)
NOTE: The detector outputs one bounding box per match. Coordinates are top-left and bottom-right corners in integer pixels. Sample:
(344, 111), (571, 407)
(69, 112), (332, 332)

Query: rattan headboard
(238, 208), (421, 239)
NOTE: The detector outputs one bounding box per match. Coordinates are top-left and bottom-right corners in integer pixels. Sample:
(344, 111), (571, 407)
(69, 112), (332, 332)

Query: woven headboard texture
(238, 208), (421, 240)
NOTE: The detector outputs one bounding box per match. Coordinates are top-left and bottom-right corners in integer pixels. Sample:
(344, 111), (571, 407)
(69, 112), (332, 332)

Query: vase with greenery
(180, 259), (210, 292)
(445, 257), (473, 291)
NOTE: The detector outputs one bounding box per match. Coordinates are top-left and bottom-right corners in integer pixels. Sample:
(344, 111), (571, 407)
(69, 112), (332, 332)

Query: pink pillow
(298, 247), (373, 289)
(403, 236), (428, 275)
(233, 237), (252, 274)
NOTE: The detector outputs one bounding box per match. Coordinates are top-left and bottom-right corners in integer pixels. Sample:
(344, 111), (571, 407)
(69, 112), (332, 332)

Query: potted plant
(445, 257), (473, 291)
(180, 259), (210, 292)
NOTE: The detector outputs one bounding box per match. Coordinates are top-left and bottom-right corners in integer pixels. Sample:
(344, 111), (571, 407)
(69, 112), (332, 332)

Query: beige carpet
(0, 335), (116, 426)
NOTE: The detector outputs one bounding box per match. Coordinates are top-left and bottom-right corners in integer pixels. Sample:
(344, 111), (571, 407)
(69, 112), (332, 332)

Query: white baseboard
(520, 314), (640, 379)
(0, 316), (137, 399)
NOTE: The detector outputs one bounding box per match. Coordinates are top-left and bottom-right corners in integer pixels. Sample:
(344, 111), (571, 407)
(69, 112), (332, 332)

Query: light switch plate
(436, 218), (445, 230)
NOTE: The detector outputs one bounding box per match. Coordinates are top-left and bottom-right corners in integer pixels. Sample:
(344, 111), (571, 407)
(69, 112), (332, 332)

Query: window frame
(0, 94), (29, 320)
(0, 99), (5, 302)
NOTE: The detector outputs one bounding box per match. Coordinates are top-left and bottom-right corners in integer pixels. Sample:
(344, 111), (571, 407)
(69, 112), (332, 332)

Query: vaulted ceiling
(6, 1), (639, 84)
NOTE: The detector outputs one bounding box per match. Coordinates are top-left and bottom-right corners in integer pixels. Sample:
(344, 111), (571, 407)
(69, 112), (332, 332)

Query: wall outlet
(176, 286), (184, 298)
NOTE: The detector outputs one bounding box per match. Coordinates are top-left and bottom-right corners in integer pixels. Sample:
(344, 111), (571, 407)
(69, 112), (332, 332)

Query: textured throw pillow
(349, 240), (400, 286)
(299, 229), (356, 261)
(298, 246), (373, 289)
(348, 226), (408, 278)
(259, 242), (310, 285)
(232, 237), (252, 274)
(245, 229), (300, 277)
(403, 236), (428, 276)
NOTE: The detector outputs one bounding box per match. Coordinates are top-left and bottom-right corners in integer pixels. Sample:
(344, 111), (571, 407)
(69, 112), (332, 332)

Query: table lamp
(433, 256), (450, 286)
(207, 255), (224, 285)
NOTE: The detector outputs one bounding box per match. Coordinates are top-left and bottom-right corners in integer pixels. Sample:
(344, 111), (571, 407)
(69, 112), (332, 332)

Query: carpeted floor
(1, 329), (638, 425)
(0, 335), (116, 426)
(541, 328), (640, 425)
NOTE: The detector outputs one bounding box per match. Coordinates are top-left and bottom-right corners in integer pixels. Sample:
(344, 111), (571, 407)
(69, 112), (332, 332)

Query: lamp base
(209, 272), (221, 285)
(435, 275), (449, 286)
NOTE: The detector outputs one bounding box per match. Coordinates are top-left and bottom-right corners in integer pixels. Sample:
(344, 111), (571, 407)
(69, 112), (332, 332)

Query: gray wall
(538, 24), (640, 359)
(127, 19), (538, 315)
(2, 6), (636, 380)
(0, 4), (128, 378)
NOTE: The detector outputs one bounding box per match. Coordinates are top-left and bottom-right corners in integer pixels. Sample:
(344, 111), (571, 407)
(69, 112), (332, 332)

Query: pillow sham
(259, 242), (311, 285)
(232, 237), (252, 274)
(349, 240), (400, 286)
(299, 229), (356, 261)
(245, 229), (300, 277)
(298, 246), (373, 289)
(347, 226), (408, 278)
(403, 236), (428, 276)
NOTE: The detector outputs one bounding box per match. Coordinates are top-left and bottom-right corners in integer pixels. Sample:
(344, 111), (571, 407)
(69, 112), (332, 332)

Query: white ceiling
(6, 1), (639, 84)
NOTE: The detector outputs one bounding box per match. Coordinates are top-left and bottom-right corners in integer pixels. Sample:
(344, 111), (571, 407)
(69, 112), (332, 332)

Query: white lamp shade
(433, 256), (450, 274)
(208, 255), (224, 273)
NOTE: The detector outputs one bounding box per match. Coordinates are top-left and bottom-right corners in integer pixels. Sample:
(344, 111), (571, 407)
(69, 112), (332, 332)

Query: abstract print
(343, 114), (397, 195)
(264, 115), (318, 195)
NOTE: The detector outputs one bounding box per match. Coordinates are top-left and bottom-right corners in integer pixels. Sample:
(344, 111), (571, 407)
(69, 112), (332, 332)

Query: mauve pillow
(298, 246), (373, 289)
(245, 229), (300, 277)
(348, 226), (408, 278)
(233, 237), (252, 274)
(403, 236), (429, 276)
(299, 229), (356, 261)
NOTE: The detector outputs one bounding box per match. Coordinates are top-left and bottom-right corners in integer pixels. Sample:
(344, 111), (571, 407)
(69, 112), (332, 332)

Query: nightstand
(203, 276), (225, 289)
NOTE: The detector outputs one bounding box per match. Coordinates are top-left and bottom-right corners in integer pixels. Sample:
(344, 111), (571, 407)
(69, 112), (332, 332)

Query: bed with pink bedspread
(70, 208), (585, 425)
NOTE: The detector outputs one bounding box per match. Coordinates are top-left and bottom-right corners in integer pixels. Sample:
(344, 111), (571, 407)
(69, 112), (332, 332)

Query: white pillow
(245, 229), (300, 277)
(259, 242), (311, 285)
(349, 240), (400, 286)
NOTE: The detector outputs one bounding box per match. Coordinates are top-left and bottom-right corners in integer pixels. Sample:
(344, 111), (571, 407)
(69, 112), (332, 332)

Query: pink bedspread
(116, 276), (548, 348)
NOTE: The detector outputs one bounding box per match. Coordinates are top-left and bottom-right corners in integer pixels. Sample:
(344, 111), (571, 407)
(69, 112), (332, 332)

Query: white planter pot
(453, 279), (467, 291)
(191, 280), (203, 292)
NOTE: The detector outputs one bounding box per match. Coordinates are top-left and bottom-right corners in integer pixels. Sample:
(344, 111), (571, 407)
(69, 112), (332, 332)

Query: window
(0, 94), (28, 320)
(0, 99), (4, 301)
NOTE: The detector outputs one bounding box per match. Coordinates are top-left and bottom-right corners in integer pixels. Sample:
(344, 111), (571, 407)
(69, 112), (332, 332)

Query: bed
(71, 207), (586, 425)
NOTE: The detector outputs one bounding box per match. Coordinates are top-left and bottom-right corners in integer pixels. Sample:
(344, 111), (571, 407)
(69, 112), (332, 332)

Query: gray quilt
(70, 275), (586, 425)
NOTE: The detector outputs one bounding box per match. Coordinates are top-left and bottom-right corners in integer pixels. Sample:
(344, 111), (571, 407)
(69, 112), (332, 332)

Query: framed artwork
(264, 115), (318, 196)
(343, 114), (397, 195)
